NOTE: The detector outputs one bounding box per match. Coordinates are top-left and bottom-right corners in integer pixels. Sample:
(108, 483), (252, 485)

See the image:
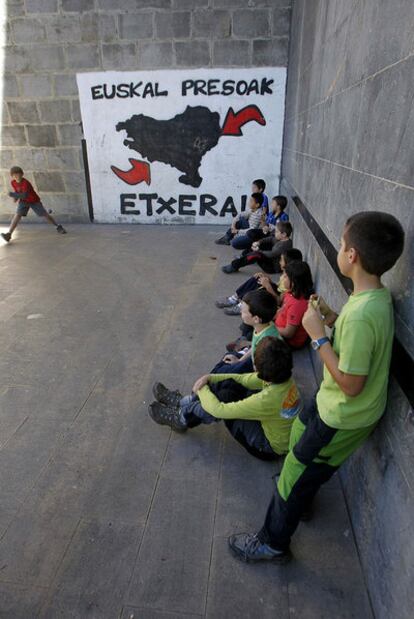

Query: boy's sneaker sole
(56, 225), (67, 234)
(1, 233), (11, 242)
(148, 402), (187, 433)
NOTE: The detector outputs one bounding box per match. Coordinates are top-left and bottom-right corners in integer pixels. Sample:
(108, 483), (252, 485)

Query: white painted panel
(77, 68), (286, 224)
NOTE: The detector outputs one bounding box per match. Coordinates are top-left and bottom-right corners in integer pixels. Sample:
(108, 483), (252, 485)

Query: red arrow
(221, 105), (266, 136)
(111, 158), (151, 185)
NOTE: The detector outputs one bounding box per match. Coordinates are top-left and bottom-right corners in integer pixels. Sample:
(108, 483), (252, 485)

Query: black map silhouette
(116, 106), (222, 188)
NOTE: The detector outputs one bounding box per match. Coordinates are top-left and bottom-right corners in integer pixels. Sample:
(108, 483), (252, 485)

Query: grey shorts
(17, 201), (48, 217)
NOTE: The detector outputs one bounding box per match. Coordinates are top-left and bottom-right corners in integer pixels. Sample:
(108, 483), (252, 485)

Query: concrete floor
(0, 224), (372, 619)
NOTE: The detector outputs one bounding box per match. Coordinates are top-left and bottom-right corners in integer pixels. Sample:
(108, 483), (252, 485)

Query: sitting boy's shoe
(222, 264), (238, 274)
(152, 382), (182, 408)
(226, 337), (250, 352)
(224, 303), (241, 316)
(1, 232), (11, 242)
(148, 402), (187, 433)
(228, 533), (290, 563)
(215, 296), (238, 308)
(56, 225), (67, 234)
(215, 236), (230, 245)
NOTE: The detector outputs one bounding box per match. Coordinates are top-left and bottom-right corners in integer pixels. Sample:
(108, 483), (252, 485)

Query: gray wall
(281, 1), (414, 617)
(0, 0), (291, 223)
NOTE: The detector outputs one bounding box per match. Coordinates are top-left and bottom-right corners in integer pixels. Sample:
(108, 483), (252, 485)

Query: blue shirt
(266, 211), (289, 226)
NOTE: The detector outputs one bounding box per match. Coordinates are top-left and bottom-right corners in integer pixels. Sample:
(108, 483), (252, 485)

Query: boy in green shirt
(228, 211), (405, 563)
(149, 337), (302, 460)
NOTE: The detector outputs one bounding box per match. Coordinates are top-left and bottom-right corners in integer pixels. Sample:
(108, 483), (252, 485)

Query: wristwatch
(311, 336), (330, 350)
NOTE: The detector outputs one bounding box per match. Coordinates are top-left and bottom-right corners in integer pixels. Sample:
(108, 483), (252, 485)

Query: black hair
(284, 261), (314, 299)
(344, 211), (405, 276)
(251, 192), (264, 207)
(255, 336), (292, 383)
(272, 195), (288, 210)
(252, 178), (266, 192)
(10, 166), (23, 175)
(276, 221), (293, 237)
(242, 289), (277, 323)
(283, 248), (303, 263)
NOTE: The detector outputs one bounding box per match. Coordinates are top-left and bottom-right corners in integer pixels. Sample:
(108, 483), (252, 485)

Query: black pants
(236, 275), (278, 300)
(257, 401), (376, 550)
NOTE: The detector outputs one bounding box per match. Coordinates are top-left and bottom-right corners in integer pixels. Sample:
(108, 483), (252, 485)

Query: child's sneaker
(56, 225), (67, 234)
(222, 264), (238, 274)
(224, 303), (242, 316)
(1, 232), (11, 242)
(152, 382), (182, 408)
(148, 402), (187, 433)
(215, 236), (230, 245)
(226, 337), (251, 352)
(215, 295), (238, 308)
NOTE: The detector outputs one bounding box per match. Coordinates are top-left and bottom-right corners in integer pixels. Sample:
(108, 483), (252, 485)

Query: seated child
(215, 179), (267, 245)
(262, 195), (289, 234)
(210, 289), (281, 375)
(1, 166), (66, 243)
(237, 195), (290, 251)
(230, 193), (265, 251)
(224, 261), (314, 352)
(274, 261), (314, 349)
(216, 248), (303, 317)
(149, 336), (302, 461)
(222, 221), (293, 274)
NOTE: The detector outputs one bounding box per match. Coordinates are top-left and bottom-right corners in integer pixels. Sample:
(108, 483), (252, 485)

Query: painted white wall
(77, 68), (286, 224)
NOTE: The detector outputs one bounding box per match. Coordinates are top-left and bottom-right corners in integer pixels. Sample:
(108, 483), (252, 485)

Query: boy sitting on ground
(222, 221), (293, 274)
(215, 178), (267, 245)
(208, 289), (281, 376)
(149, 336), (302, 461)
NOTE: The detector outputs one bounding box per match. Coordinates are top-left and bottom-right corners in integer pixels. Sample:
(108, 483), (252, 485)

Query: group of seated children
(147, 186), (405, 565)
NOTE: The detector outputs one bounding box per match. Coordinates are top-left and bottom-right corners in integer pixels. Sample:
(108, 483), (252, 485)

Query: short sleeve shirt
(11, 178), (40, 203)
(317, 287), (394, 430)
(251, 322), (281, 362)
(275, 292), (309, 348)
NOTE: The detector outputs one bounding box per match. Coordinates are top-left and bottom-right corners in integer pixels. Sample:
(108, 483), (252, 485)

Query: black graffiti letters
(91, 82), (168, 100)
(120, 194), (247, 218)
(181, 78), (274, 97)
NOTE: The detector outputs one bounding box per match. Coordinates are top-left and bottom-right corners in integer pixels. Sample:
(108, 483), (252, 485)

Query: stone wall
(0, 0), (291, 223)
(281, 2), (414, 618)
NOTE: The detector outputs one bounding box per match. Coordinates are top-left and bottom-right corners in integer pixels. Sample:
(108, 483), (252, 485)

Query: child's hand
(222, 354), (239, 364)
(254, 271), (265, 279)
(258, 274), (273, 292)
(303, 302), (326, 340)
(251, 242), (260, 251)
(262, 225), (269, 234)
(192, 374), (210, 393)
(310, 294), (337, 326)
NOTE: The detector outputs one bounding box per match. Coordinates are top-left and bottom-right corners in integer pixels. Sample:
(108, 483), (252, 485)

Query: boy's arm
(9, 191), (28, 200)
(302, 305), (367, 397)
(197, 384), (270, 420)
(259, 238), (281, 258)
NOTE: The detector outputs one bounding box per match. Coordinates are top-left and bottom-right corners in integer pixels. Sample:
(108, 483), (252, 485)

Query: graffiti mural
(77, 68), (286, 224)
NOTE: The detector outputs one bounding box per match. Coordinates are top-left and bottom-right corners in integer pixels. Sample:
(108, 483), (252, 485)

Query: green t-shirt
(251, 322), (281, 362)
(198, 372), (302, 455)
(317, 287), (394, 430)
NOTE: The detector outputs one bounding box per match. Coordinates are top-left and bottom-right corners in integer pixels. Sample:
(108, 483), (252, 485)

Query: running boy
(149, 336), (302, 461)
(1, 166), (66, 242)
(227, 211), (405, 563)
